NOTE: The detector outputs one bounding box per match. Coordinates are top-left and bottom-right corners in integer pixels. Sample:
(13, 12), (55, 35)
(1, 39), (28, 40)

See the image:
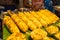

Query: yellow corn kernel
(37, 12), (51, 24)
(24, 12), (42, 28)
(30, 29), (47, 40)
(7, 32), (26, 40)
(55, 32), (60, 40)
(3, 16), (20, 33)
(46, 25), (59, 34)
(30, 11), (47, 26)
(18, 12), (37, 30)
(45, 9), (59, 23)
(39, 10), (54, 24)
(10, 13), (28, 32)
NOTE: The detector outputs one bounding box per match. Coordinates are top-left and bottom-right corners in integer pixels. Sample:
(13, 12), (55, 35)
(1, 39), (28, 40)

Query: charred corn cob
(46, 25), (59, 34)
(30, 29), (47, 40)
(7, 10), (28, 32)
(55, 32), (60, 40)
(18, 12), (37, 30)
(7, 32), (26, 40)
(30, 11), (47, 26)
(3, 15), (20, 33)
(24, 12), (42, 28)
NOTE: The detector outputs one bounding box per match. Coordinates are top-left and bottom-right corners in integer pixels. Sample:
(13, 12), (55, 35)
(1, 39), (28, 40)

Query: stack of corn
(18, 12), (37, 30)
(39, 9), (59, 23)
(3, 9), (60, 40)
(3, 15), (20, 33)
(24, 12), (42, 28)
(7, 32), (26, 40)
(7, 10), (28, 32)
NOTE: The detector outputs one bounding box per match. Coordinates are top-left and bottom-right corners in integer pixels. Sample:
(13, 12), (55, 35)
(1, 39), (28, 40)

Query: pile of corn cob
(3, 9), (60, 40)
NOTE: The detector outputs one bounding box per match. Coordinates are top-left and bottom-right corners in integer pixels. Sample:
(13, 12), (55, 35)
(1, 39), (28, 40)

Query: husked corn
(7, 32), (26, 40)
(7, 10), (28, 32)
(18, 12), (37, 30)
(44, 9), (59, 23)
(30, 11), (47, 26)
(46, 25), (59, 34)
(4, 16), (20, 33)
(30, 29), (47, 40)
(39, 10), (54, 24)
(37, 12), (51, 24)
(55, 32), (60, 40)
(24, 12), (42, 28)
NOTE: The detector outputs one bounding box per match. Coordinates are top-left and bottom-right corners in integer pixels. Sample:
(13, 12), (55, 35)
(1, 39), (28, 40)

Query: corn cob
(55, 32), (60, 40)
(18, 12), (37, 30)
(46, 25), (59, 34)
(7, 10), (28, 32)
(30, 11), (47, 26)
(39, 10), (54, 24)
(37, 11), (51, 24)
(7, 32), (26, 40)
(24, 12), (42, 28)
(30, 29), (47, 40)
(44, 9), (59, 23)
(3, 15), (20, 33)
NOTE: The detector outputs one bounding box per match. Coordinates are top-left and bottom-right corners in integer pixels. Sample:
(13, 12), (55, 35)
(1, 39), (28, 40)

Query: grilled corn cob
(3, 15), (20, 33)
(30, 11), (47, 26)
(44, 9), (59, 23)
(46, 25), (59, 34)
(18, 12), (37, 30)
(37, 11), (51, 24)
(55, 32), (60, 40)
(39, 11), (52, 24)
(7, 32), (26, 40)
(7, 10), (28, 32)
(39, 10), (54, 24)
(24, 12), (42, 28)
(30, 29), (47, 40)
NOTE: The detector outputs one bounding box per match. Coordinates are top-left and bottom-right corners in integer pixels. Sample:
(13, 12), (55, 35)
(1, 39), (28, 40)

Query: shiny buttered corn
(55, 32), (60, 40)
(37, 12), (51, 24)
(46, 25), (59, 34)
(7, 10), (28, 32)
(3, 16), (20, 33)
(30, 29), (47, 40)
(7, 32), (26, 40)
(24, 12), (42, 28)
(18, 12), (37, 30)
(58, 23), (60, 27)
(44, 9), (59, 23)
(3, 9), (60, 40)
(30, 11), (47, 26)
